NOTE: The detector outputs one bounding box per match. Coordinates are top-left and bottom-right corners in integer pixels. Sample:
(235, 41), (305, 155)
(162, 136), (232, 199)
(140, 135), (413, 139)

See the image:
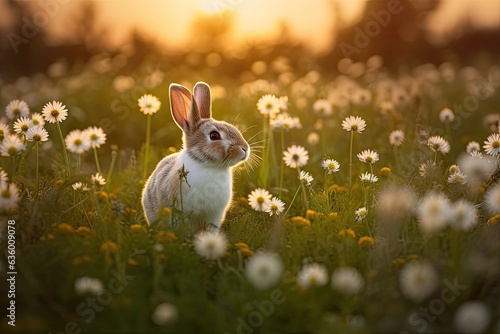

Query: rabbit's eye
(209, 131), (221, 140)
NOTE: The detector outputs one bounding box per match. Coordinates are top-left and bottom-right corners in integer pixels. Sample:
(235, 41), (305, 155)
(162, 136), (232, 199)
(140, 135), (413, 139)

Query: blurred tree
(326, 0), (442, 67)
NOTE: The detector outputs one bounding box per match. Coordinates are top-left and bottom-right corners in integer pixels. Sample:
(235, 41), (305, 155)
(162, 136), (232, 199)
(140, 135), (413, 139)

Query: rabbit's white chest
(177, 152), (232, 219)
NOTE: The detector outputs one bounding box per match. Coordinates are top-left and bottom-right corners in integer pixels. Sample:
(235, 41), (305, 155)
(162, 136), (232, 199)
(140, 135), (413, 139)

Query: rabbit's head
(170, 82), (249, 169)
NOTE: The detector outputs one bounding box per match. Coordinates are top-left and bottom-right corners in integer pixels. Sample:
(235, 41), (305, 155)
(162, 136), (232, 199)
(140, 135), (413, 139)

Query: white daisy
(448, 171), (466, 184)
(427, 136), (450, 155)
(483, 183), (500, 215)
(457, 154), (496, 187)
(449, 164), (461, 174)
(299, 170), (314, 186)
(357, 149), (379, 164)
(84, 126), (107, 148)
(417, 192), (452, 234)
(453, 301), (491, 334)
(355, 207), (368, 221)
(283, 145), (309, 169)
(322, 159), (340, 174)
(248, 188), (272, 212)
(439, 107), (455, 123)
(0, 134), (25, 157)
(264, 197), (285, 216)
(91, 173), (106, 187)
(389, 130), (405, 147)
(5, 99), (30, 120)
(13, 117), (33, 135)
(399, 260), (439, 303)
(151, 303), (178, 326)
(312, 99), (332, 116)
(451, 200), (478, 231)
(72, 182), (90, 192)
(74, 277), (104, 295)
(466, 141), (480, 154)
(278, 96), (288, 112)
(307, 132), (320, 146)
(297, 263), (329, 289)
(342, 116), (366, 134)
(31, 112), (45, 127)
(26, 126), (49, 143)
(41, 101), (68, 123)
(377, 185), (417, 222)
(419, 160), (439, 177)
(193, 231), (228, 260)
(270, 114), (301, 130)
(0, 123), (10, 141)
(483, 133), (500, 156)
(245, 252), (284, 290)
(0, 183), (20, 211)
(359, 172), (378, 184)
(257, 94), (280, 118)
(138, 94), (161, 115)
(331, 267), (364, 295)
(65, 130), (91, 154)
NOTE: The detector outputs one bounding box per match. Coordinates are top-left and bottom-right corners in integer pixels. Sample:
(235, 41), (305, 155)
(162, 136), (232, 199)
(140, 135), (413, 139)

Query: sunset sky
(2, 0), (499, 52)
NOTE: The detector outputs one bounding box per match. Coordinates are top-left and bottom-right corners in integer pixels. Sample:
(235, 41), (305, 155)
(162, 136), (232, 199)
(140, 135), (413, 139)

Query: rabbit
(142, 82), (249, 231)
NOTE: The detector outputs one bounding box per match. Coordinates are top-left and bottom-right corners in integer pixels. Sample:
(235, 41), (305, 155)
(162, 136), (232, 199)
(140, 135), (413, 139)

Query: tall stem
(349, 131), (354, 195)
(56, 122), (70, 177)
(278, 128), (285, 198)
(107, 149), (117, 183)
(143, 114), (152, 180)
(35, 143), (39, 197)
(93, 148), (102, 176)
(281, 184), (301, 219)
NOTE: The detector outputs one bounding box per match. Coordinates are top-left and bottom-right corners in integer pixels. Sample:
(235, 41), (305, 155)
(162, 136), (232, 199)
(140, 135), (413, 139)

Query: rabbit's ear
(170, 84), (199, 132)
(194, 82), (212, 119)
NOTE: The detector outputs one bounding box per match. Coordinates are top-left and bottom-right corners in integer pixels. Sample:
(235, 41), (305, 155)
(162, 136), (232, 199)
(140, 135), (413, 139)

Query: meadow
(1, 56), (499, 334)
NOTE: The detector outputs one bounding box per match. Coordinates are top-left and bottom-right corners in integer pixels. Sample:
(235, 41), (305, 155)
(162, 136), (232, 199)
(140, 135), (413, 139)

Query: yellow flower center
(13, 108), (20, 116)
(33, 134), (41, 141)
(74, 139), (82, 146)
(257, 196), (265, 204)
(51, 109), (59, 117)
(91, 134), (98, 141)
(493, 141), (499, 148)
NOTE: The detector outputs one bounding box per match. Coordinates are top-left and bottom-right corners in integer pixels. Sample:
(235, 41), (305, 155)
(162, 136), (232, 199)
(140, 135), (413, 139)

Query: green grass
(1, 63), (499, 334)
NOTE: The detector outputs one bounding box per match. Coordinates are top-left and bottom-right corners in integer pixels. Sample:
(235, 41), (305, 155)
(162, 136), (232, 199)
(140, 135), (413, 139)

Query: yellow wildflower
(129, 224), (146, 232)
(95, 191), (108, 201)
(56, 223), (74, 235)
(380, 167), (391, 177)
(357, 236), (375, 248)
(235, 242), (254, 257)
(127, 258), (138, 266)
(337, 229), (356, 239)
(289, 216), (311, 228)
(487, 214), (500, 225)
(158, 207), (172, 216)
(100, 240), (118, 255)
(155, 230), (177, 242)
(328, 184), (349, 194)
(75, 226), (92, 236)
